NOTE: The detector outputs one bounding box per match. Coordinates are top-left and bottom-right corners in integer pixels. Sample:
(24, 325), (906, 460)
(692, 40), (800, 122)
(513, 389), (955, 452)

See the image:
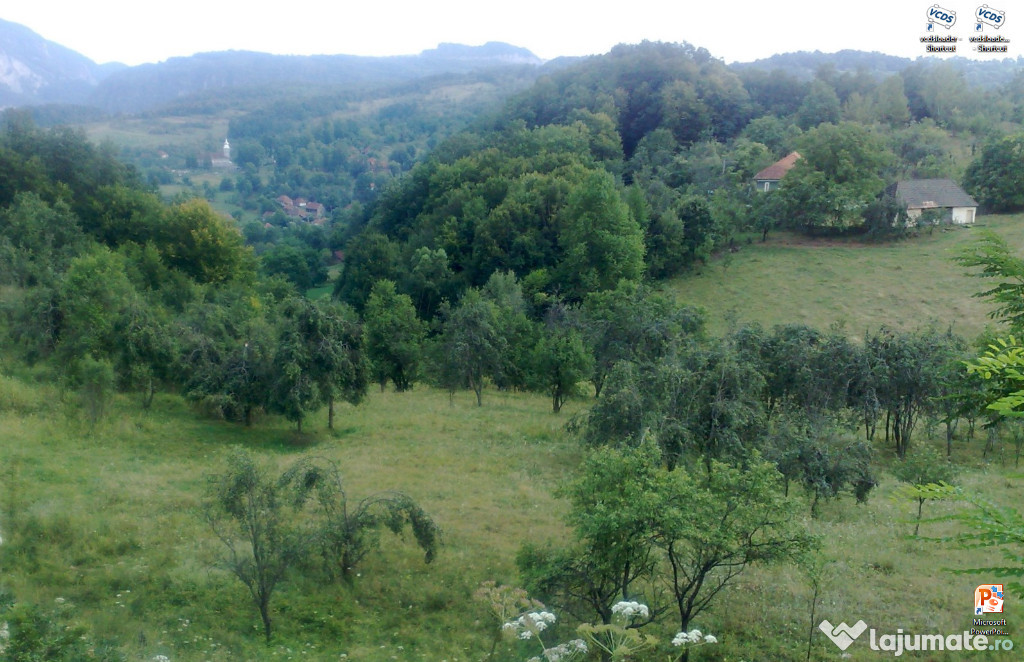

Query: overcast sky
(5, 1), (1019, 65)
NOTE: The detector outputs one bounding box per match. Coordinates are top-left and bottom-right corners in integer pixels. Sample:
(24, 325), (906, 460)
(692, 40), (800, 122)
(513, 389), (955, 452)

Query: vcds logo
(928, 4), (957, 29)
(977, 4), (1006, 28)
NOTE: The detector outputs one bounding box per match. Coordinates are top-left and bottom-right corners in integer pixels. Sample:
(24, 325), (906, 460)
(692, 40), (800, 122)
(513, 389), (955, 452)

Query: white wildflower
(687, 628), (702, 640)
(611, 600), (649, 620)
(703, 634), (718, 644)
(152, 656), (171, 662)
(569, 638), (588, 652)
(501, 622), (516, 633)
(672, 632), (691, 646)
(519, 629), (534, 640)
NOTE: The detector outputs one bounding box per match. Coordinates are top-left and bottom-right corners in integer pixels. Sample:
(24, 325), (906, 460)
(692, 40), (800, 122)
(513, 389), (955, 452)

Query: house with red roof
(754, 151), (801, 192)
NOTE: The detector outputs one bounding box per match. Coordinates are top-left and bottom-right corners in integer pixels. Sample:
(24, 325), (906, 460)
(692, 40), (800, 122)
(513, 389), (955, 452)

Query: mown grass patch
(670, 214), (1024, 339)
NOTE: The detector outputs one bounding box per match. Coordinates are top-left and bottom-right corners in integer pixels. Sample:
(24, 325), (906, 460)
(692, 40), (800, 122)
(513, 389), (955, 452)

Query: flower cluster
(527, 638), (588, 662)
(611, 600), (650, 621)
(502, 611), (557, 640)
(671, 629), (718, 646)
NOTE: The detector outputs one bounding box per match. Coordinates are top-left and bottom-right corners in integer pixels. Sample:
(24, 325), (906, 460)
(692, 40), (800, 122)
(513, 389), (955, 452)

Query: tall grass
(0, 374), (1020, 660)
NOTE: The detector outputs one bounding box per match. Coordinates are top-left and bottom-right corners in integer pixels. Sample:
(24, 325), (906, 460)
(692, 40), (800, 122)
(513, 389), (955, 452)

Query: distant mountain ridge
(0, 18), (123, 107)
(88, 45), (545, 114)
(0, 18), (545, 113)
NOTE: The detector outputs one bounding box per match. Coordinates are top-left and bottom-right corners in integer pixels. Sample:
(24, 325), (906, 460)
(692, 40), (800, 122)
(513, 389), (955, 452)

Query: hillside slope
(669, 215), (1024, 338)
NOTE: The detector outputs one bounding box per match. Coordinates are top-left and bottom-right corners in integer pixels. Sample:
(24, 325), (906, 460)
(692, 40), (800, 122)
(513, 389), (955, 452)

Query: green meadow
(669, 214), (1024, 339)
(3, 215), (1024, 661)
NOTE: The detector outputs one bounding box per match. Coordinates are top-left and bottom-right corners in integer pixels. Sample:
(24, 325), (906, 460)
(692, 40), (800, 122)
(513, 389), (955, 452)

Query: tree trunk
(259, 597), (272, 643)
(806, 580), (820, 662)
(296, 416), (303, 433)
(328, 396), (335, 430)
(914, 497), (924, 536)
(143, 377), (155, 410)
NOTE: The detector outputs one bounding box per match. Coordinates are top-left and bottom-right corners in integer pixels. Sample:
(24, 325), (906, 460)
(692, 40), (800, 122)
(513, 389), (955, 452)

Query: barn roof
(887, 179), (978, 209)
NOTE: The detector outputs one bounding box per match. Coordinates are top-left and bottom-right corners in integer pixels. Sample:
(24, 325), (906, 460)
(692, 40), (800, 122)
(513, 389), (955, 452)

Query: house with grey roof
(886, 179), (978, 226)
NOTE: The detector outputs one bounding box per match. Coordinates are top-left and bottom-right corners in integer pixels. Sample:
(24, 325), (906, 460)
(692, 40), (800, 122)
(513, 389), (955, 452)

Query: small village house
(753, 151), (801, 192)
(886, 179), (978, 226)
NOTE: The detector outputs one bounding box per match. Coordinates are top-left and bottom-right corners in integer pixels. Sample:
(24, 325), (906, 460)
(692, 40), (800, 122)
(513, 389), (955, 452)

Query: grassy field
(1, 369), (1022, 661)
(84, 116), (235, 153)
(669, 214), (1024, 339)
(4, 217), (1024, 660)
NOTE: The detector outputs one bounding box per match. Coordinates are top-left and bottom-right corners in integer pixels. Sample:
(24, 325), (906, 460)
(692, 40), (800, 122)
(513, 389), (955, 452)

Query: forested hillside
(334, 41), (1024, 317)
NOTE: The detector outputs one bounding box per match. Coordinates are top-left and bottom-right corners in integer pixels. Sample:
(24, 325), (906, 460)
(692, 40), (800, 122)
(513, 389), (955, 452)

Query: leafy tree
(158, 198), (254, 284)
(767, 420), (876, 517)
(305, 299), (369, 429)
(0, 193), (89, 287)
(584, 337), (765, 472)
(873, 75), (912, 126)
(654, 454), (818, 633)
(518, 442), (663, 625)
(779, 122), (893, 233)
(177, 294), (276, 425)
(54, 246), (135, 371)
(332, 232), (403, 310)
(482, 271), (538, 392)
(84, 184), (164, 248)
(796, 80), (841, 130)
(892, 445), (958, 535)
(363, 280), (426, 392)
(955, 231), (1024, 329)
(204, 449), (302, 642)
(271, 312), (321, 433)
(260, 242), (320, 292)
(556, 170), (645, 300)
(524, 443), (816, 637)
(862, 193), (910, 240)
(279, 457), (440, 583)
(864, 327), (953, 458)
(964, 135), (1024, 212)
(529, 307), (593, 413)
(582, 282), (703, 397)
(435, 289), (506, 405)
(111, 298), (175, 408)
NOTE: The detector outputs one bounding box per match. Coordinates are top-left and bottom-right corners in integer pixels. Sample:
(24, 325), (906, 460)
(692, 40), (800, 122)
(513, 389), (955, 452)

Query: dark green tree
(529, 306), (593, 413)
(363, 280), (426, 392)
(556, 170), (645, 300)
(435, 289), (506, 406)
(653, 454), (818, 634)
(964, 135), (1024, 212)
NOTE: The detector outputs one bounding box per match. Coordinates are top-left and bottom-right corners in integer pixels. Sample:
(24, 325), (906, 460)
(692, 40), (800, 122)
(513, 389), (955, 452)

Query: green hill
(669, 214), (1024, 339)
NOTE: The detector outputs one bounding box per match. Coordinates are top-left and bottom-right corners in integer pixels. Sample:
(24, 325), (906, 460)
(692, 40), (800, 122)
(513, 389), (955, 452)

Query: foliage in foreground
(519, 442), (818, 636)
(204, 449), (439, 641)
